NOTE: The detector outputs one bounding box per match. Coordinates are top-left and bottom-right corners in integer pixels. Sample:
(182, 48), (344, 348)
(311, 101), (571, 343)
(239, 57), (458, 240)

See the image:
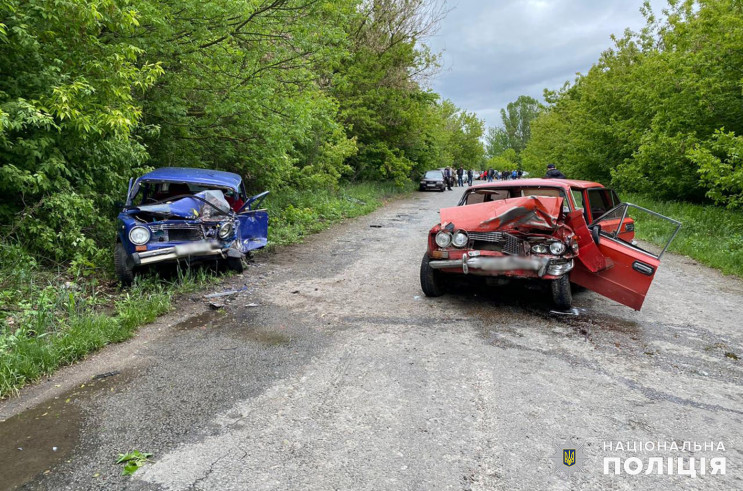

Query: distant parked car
(419, 170), (446, 192)
(420, 178), (681, 310)
(115, 167), (269, 285)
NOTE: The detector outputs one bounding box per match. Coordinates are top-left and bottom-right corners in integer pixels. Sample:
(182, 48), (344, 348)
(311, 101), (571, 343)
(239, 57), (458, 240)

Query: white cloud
(426, 0), (669, 128)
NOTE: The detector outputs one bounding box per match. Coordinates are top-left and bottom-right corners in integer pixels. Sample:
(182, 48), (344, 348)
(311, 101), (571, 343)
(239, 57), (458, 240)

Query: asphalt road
(1, 187), (742, 490)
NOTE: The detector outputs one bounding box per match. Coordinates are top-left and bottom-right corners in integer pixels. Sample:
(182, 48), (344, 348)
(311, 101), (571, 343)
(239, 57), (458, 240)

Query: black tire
(551, 275), (572, 309)
(420, 254), (445, 297)
(114, 243), (134, 287)
(225, 256), (245, 273)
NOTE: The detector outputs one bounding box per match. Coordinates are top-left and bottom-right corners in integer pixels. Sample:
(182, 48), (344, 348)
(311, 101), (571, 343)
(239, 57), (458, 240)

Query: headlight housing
(549, 241), (566, 255)
(218, 222), (234, 239)
(531, 243), (548, 254)
(451, 230), (469, 248)
(435, 231), (452, 248)
(129, 226), (151, 245)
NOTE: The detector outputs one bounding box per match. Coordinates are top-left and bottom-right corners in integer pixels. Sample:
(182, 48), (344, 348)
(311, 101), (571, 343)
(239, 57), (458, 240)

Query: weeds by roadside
(0, 182), (412, 398)
(622, 193), (743, 277)
(266, 181), (414, 247)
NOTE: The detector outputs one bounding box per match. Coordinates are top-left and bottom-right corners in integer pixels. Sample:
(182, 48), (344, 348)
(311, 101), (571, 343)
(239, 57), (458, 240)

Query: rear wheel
(551, 275), (572, 309)
(420, 254), (445, 297)
(114, 243), (134, 287)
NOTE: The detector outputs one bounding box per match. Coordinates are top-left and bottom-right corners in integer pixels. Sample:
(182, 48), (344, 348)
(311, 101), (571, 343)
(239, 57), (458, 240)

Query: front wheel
(420, 254), (445, 297)
(114, 243), (134, 287)
(551, 275), (572, 309)
(225, 256), (245, 273)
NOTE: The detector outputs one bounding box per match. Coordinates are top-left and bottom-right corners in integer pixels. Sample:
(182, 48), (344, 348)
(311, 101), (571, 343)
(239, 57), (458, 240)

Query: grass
(0, 181), (412, 398)
(622, 193), (743, 277)
(0, 265), (216, 398)
(265, 181), (414, 247)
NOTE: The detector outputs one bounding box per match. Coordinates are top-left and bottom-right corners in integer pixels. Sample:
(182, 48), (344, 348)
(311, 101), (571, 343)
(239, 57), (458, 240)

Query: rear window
(464, 189), (510, 205)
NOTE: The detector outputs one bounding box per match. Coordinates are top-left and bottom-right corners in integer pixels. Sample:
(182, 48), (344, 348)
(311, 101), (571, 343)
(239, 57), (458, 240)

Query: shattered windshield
(128, 182), (238, 220)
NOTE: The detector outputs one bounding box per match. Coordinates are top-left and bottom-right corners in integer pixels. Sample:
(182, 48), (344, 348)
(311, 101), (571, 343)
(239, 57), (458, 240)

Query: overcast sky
(425, 0), (668, 129)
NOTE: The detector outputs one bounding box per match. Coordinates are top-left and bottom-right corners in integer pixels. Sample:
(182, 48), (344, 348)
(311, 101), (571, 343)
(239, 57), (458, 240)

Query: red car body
(420, 178), (680, 310)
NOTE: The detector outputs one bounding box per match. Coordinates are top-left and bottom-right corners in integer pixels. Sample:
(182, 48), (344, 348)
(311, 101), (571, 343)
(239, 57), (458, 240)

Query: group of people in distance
(440, 163), (566, 191)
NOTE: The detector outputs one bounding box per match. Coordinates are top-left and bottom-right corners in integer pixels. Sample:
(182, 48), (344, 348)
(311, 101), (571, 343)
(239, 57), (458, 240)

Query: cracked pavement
(1, 188), (742, 490)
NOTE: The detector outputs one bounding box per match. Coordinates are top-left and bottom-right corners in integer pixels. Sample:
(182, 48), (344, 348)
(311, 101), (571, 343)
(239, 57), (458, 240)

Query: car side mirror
(589, 224), (601, 245)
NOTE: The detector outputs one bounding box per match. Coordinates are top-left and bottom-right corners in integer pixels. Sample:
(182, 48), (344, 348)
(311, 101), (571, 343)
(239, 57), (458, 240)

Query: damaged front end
(116, 180), (269, 285)
(427, 196), (577, 280)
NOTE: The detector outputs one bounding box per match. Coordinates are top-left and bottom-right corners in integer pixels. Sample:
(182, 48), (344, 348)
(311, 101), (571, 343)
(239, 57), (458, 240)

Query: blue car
(115, 167), (269, 285)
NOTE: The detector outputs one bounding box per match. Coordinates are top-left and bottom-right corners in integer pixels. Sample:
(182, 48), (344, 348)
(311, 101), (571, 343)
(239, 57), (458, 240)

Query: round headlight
(435, 231), (452, 248)
(549, 241), (566, 255)
(531, 243), (548, 254)
(129, 226), (151, 245)
(451, 231), (469, 248)
(218, 222), (234, 239)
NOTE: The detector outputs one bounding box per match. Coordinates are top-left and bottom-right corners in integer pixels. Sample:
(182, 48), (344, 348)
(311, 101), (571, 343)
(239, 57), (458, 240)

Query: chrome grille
(468, 231), (504, 243)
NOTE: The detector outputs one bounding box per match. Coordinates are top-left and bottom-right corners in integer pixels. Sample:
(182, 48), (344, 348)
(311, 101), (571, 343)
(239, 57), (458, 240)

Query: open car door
(236, 191), (269, 253)
(569, 203), (681, 310)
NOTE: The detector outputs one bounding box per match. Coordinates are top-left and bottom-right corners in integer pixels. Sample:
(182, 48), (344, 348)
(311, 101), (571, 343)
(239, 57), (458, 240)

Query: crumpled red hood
(440, 196), (563, 231)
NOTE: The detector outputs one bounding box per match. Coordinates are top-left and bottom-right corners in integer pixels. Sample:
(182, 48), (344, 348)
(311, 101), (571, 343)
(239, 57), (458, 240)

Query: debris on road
(204, 286), (249, 299)
(92, 371), (120, 380)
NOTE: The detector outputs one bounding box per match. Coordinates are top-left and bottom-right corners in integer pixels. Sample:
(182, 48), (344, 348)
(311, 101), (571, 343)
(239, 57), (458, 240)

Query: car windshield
(424, 171), (443, 179)
(130, 181), (242, 207)
(460, 186), (570, 208)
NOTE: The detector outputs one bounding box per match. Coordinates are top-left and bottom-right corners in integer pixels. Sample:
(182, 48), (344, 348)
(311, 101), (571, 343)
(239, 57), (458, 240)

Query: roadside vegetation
(2, 0), (743, 396)
(0, 0), (474, 397)
(623, 194), (743, 277)
(484, 0), (743, 275)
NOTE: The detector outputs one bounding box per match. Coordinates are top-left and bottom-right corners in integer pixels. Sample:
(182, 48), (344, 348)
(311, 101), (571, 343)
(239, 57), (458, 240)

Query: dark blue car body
(115, 167), (268, 284)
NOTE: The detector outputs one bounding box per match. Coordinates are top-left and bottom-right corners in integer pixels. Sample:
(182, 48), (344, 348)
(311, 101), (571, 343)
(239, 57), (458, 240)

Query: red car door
(569, 203), (681, 311)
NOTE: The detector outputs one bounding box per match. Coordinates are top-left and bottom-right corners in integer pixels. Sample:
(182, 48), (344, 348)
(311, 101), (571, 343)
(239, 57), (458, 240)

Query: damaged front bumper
(132, 241), (238, 266)
(429, 253), (574, 277)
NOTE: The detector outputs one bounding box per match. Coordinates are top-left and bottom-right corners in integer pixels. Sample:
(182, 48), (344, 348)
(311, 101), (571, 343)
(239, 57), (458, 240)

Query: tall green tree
(0, 0), (161, 261)
(523, 0), (743, 205)
(131, 0), (358, 192)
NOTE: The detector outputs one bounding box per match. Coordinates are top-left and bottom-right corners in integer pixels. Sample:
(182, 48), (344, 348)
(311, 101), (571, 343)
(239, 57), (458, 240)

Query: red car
(420, 179), (681, 310)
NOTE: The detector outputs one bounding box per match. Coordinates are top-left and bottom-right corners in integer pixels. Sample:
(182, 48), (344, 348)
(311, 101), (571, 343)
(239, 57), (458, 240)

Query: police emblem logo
(550, 441), (586, 477)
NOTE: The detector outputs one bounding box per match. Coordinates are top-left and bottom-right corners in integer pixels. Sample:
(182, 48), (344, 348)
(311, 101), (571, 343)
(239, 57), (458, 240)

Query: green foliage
(131, 0), (357, 192)
(688, 130), (743, 209)
(0, 263), (219, 398)
(623, 193), (743, 277)
(523, 0), (743, 206)
(1, 0), (481, 272)
(488, 96), (542, 159)
(0, 0), (160, 264)
(487, 149), (519, 172)
(266, 181), (413, 246)
(116, 450), (153, 476)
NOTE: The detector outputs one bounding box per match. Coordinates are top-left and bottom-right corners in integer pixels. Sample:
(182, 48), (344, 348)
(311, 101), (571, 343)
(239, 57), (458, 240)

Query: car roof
(137, 167), (242, 191)
(468, 178), (605, 190)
